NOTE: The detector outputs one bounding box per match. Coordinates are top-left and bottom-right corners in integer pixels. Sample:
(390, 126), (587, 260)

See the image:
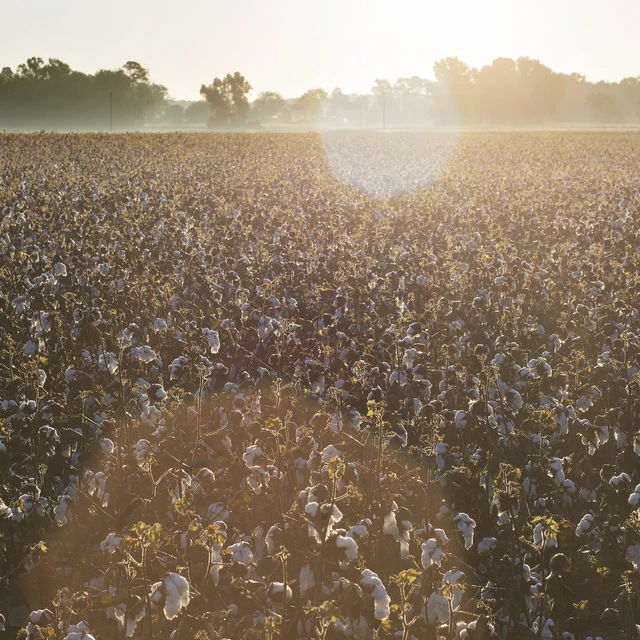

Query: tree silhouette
(200, 72), (252, 127)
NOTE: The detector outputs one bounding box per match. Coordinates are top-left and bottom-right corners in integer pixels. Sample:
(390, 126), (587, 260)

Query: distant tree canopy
(200, 72), (252, 127)
(2, 56), (640, 130)
(0, 58), (167, 130)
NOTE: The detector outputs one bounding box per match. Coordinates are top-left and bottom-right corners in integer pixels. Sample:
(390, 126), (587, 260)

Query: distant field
(1, 131), (640, 639)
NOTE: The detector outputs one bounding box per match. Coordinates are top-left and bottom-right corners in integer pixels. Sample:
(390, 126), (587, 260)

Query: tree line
(1, 56), (640, 130)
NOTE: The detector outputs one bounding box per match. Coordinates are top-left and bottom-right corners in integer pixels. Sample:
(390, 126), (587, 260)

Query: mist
(2, 56), (640, 131)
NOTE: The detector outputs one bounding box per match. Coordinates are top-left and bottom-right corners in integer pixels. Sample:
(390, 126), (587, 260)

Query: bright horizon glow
(4, 0), (639, 101)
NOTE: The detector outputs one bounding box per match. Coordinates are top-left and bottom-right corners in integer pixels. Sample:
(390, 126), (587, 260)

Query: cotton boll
(203, 328), (221, 353)
(454, 513), (476, 550)
(150, 573), (190, 621)
(627, 544), (640, 571)
(228, 541), (254, 565)
(576, 514), (595, 537)
(336, 534), (359, 563)
(421, 537), (447, 568)
(321, 444), (342, 464)
(426, 591), (449, 625)
(300, 563), (315, 596)
(101, 533), (122, 554)
(55, 495), (73, 526)
(360, 569), (390, 620)
(477, 537), (497, 554)
(100, 438), (115, 455)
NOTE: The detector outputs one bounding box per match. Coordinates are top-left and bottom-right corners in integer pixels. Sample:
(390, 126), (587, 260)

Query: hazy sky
(4, 0), (639, 100)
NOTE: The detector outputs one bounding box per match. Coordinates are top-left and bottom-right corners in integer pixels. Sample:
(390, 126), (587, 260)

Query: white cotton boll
(576, 514), (595, 536)
(610, 473), (631, 489)
(101, 533), (122, 554)
(202, 328), (221, 353)
(348, 521), (370, 538)
(627, 544), (640, 571)
(64, 631), (96, 640)
(228, 541), (253, 564)
(537, 618), (554, 640)
(65, 367), (77, 383)
(579, 487), (596, 502)
(454, 513), (476, 550)
(243, 445), (262, 467)
(100, 438), (115, 455)
(130, 346), (158, 363)
(54, 263), (67, 277)
(321, 445), (342, 464)
(133, 439), (151, 460)
(107, 602), (145, 637)
(336, 535), (359, 562)
(477, 537), (497, 554)
(268, 583), (292, 606)
(630, 485), (640, 506)
(360, 569), (391, 620)
(161, 572), (190, 620)
(98, 351), (118, 375)
(300, 563), (315, 596)
(54, 495), (73, 526)
(24, 340), (37, 356)
(421, 538), (447, 568)
(427, 591), (449, 625)
(455, 411), (468, 428)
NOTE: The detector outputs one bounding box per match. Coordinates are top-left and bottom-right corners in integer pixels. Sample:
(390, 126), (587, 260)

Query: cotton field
(1, 131), (640, 639)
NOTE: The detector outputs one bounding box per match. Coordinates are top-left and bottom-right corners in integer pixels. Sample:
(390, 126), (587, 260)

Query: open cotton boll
(162, 572), (190, 619)
(100, 438), (115, 455)
(477, 537), (497, 554)
(576, 514), (595, 536)
(107, 601), (146, 637)
(133, 439), (151, 459)
(150, 572), (190, 620)
(202, 328), (221, 353)
(55, 495), (73, 526)
(321, 444), (342, 464)
(243, 445), (262, 467)
(64, 630), (96, 640)
(627, 544), (640, 571)
(421, 537), (447, 568)
(268, 582), (293, 603)
(454, 513), (476, 549)
(100, 533), (122, 554)
(360, 569), (391, 620)
(610, 472), (631, 489)
(228, 541), (253, 564)
(630, 485), (640, 506)
(427, 591), (450, 625)
(299, 563), (315, 596)
(336, 534), (359, 563)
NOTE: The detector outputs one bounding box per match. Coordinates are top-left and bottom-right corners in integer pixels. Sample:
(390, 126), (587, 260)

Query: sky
(3, 0), (639, 101)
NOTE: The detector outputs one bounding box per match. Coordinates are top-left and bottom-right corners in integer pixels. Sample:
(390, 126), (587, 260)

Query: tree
(184, 101), (210, 125)
(586, 92), (620, 123)
(327, 88), (350, 121)
(393, 76), (433, 126)
(251, 91), (287, 122)
(432, 57), (474, 124)
(200, 72), (252, 127)
(292, 88), (327, 121)
(123, 61), (149, 85)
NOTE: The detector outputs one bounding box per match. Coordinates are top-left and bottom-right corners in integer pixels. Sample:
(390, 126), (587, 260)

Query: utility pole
(109, 92), (113, 132)
(382, 85), (386, 130)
